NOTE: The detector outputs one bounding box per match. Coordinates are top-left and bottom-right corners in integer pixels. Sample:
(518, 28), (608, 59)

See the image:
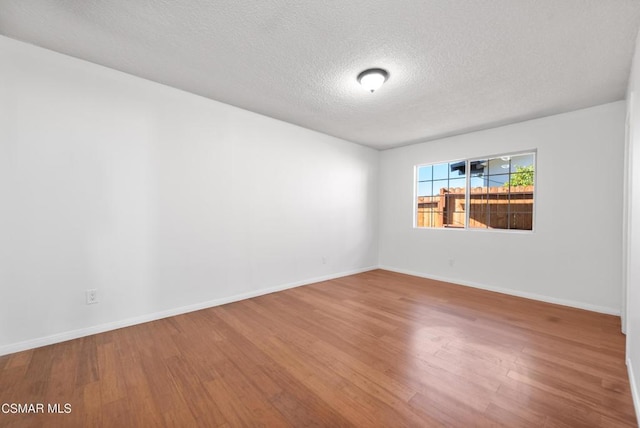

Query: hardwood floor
(0, 269), (636, 427)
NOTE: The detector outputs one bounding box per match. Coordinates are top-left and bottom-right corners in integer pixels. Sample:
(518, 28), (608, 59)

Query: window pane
(469, 197), (489, 229)
(510, 153), (535, 172)
(417, 181), (432, 197)
(469, 183), (488, 229)
(485, 157), (509, 176)
(416, 204), (435, 228)
(432, 211), (444, 228)
(469, 174), (485, 188)
(417, 165), (432, 181)
(510, 169), (535, 188)
(433, 163), (449, 180)
(470, 160), (488, 176)
(448, 177), (466, 190)
(486, 173), (510, 188)
(509, 185), (534, 230)
(446, 183), (466, 229)
(450, 166), (466, 179)
(432, 179), (449, 194)
(509, 212), (533, 230)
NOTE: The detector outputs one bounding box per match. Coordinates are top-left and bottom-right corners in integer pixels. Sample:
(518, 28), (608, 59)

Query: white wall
(0, 36), (379, 355)
(625, 27), (640, 424)
(379, 102), (626, 314)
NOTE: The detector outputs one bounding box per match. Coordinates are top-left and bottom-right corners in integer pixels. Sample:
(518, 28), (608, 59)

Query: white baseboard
(628, 358), (640, 427)
(377, 265), (621, 316)
(0, 266), (377, 357)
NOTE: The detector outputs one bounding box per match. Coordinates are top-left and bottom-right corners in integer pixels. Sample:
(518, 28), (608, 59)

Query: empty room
(3, 1), (640, 426)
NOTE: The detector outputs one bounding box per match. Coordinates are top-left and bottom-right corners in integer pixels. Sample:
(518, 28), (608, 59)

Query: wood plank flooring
(0, 269), (636, 427)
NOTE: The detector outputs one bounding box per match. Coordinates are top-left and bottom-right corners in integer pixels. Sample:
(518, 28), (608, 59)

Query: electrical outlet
(86, 289), (98, 305)
(448, 258), (455, 267)
(322, 256), (327, 265)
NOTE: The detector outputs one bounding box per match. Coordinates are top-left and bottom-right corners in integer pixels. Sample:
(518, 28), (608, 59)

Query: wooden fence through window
(416, 185), (534, 230)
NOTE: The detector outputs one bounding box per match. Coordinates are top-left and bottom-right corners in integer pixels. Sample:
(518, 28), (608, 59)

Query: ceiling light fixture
(357, 68), (389, 93)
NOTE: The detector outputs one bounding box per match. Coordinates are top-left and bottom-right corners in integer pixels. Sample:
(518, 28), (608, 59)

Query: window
(416, 160), (467, 228)
(415, 152), (535, 231)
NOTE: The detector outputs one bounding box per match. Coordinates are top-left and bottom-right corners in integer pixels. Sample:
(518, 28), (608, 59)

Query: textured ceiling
(1, 1), (640, 149)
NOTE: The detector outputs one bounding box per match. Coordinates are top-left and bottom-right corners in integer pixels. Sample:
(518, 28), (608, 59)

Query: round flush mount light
(357, 68), (389, 93)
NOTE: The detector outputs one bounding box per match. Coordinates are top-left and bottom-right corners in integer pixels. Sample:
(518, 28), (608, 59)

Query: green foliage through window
(504, 165), (534, 187)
